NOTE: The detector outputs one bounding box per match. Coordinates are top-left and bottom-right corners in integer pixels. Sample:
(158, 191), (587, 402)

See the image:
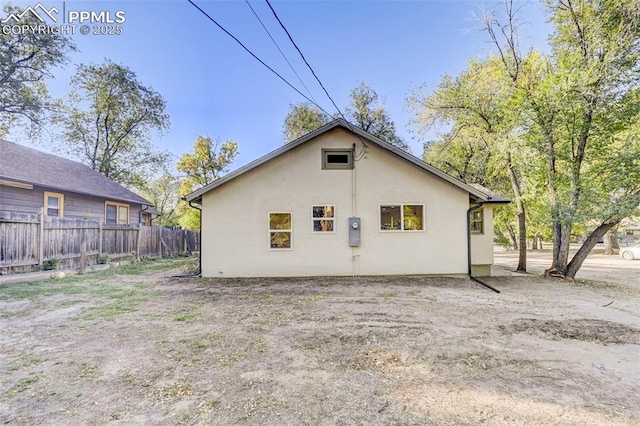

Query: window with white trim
(269, 212), (292, 249)
(44, 191), (64, 217)
(105, 202), (130, 225)
(380, 204), (424, 231)
(312, 205), (335, 232)
(470, 208), (484, 234)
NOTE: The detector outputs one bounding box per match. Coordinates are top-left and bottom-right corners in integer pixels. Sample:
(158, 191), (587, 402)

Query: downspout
(187, 200), (202, 277)
(467, 203), (500, 293)
(141, 204), (153, 225)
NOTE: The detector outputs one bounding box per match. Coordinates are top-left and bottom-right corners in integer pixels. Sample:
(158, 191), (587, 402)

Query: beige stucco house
(185, 119), (508, 278)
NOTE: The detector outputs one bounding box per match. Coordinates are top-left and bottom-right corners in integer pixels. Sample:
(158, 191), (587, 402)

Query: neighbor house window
(44, 191), (64, 217)
(322, 148), (352, 170)
(470, 208), (484, 234)
(312, 205), (335, 232)
(105, 202), (130, 225)
(269, 212), (292, 249)
(380, 204), (424, 231)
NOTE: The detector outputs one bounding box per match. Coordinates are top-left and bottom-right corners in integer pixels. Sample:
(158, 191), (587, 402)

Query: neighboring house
(621, 221), (640, 242)
(0, 139), (155, 224)
(186, 119), (508, 278)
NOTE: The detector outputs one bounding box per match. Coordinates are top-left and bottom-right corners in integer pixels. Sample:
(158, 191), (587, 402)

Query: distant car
(620, 245), (640, 260)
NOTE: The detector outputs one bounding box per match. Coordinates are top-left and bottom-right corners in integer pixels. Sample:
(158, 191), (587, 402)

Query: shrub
(42, 258), (59, 271)
(97, 255), (110, 265)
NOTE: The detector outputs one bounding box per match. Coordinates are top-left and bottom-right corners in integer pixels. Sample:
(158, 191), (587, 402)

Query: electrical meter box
(348, 217), (361, 247)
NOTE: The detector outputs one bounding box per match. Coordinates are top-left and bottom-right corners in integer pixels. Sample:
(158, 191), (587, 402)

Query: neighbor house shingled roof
(185, 119), (509, 204)
(0, 139), (151, 205)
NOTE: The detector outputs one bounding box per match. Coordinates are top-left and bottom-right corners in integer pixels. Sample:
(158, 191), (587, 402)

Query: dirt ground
(0, 253), (639, 425)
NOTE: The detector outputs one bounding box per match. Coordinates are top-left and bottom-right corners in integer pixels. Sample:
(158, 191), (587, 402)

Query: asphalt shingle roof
(0, 139), (151, 205)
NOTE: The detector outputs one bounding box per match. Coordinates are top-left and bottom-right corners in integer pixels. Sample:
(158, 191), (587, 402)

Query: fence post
(99, 221), (103, 257)
(38, 207), (44, 268)
(136, 223), (143, 261)
(80, 235), (87, 275)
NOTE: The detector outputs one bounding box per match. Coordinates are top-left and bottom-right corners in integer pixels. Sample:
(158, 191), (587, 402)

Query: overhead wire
(244, 0), (318, 105)
(263, 0), (348, 122)
(263, 0), (369, 159)
(186, 0), (334, 118)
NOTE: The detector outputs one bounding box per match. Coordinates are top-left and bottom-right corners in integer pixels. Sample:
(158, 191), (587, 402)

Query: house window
(322, 148), (352, 170)
(312, 205), (335, 232)
(470, 208), (484, 234)
(380, 204), (424, 231)
(269, 212), (292, 249)
(105, 202), (130, 225)
(44, 191), (64, 217)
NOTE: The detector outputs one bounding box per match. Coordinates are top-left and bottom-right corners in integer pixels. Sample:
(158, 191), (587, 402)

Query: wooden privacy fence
(0, 210), (199, 274)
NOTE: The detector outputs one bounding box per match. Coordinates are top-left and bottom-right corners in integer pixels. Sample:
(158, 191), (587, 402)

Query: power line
(244, 0), (318, 105)
(264, 0), (369, 157)
(264, 0), (347, 122)
(186, 0), (333, 118)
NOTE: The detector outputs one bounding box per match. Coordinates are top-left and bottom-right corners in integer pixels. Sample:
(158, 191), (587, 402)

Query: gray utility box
(348, 217), (361, 247)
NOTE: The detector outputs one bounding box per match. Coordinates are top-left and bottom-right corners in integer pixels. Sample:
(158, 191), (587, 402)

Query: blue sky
(7, 0), (552, 170)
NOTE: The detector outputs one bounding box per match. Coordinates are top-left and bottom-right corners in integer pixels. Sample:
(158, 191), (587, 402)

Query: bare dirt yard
(1, 253), (639, 425)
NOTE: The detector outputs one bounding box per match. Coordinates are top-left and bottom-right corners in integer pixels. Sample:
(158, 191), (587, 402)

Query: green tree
(176, 136), (239, 230)
(488, 0), (640, 278)
(409, 56), (531, 271)
(283, 102), (329, 143)
(56, 60), (170, 188)
(0, 4), (75, 136)
(347, 82), (410, 152)
(282, 82), (409, 151)
(138, 172), (182, 227)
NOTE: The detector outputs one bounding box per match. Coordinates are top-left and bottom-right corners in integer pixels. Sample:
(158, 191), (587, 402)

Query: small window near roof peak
(322, 148), (352, 170)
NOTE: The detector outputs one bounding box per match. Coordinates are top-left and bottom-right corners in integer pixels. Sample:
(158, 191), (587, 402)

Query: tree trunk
(612, 224), (620, 250)
(506, 153), (526, 272)
(566, 221), (619, 278)
(532, 235), (541, 250)
(510, 232), (518, 251)
(603, 230), (615, 255)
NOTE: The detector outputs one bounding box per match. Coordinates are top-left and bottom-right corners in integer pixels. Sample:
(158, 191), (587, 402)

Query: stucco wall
(201, 128), (477, 277)
(470, 205), (495, 274)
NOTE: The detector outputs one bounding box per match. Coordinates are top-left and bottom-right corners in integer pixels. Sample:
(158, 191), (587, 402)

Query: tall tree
(56, 60), (170, 188)
(283, 102), (329, 143)
(412, 0), (640, 278)
(409, 56), (531, 272)
(487, 0), (640, 278)
(176, 136), (239, 230)
(0, 4), (75, 136)
(347, 82), (410, 152)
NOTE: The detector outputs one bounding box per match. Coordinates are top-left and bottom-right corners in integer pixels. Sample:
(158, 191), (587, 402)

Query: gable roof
(0, 139), (151, 206)
(186, 119), (508, 204)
